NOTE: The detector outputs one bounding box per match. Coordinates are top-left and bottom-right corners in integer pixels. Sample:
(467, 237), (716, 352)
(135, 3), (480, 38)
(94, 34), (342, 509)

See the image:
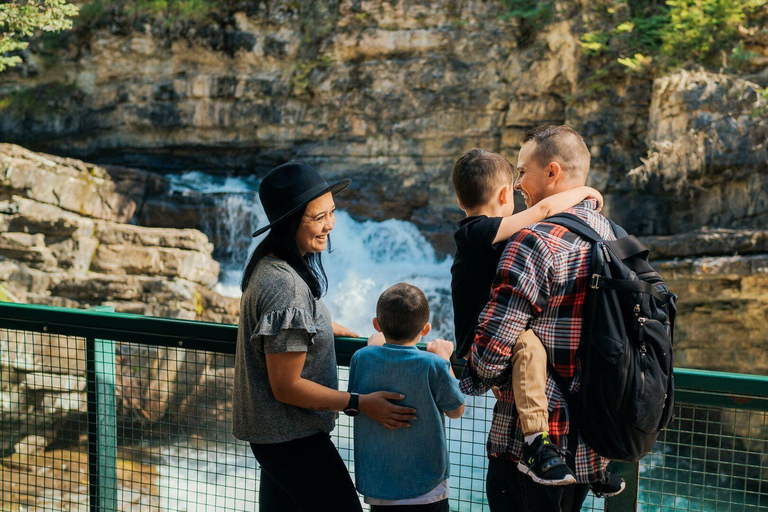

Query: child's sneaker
(590, 472), (626, 497)
(517, 433), (577, 486)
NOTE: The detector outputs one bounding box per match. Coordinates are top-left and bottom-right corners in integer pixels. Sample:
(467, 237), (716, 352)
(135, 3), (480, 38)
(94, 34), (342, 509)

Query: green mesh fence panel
(637, 405), (768, 512)
(1, 321), (767, 511)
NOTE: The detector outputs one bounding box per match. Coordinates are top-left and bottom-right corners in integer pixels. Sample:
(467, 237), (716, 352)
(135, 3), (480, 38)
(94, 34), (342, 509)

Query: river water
(150, 172), (762, 512)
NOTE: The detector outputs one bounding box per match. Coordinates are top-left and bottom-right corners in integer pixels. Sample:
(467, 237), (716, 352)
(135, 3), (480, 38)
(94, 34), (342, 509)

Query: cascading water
(166, 172), (267, 297)
(166, 172), (455, 338)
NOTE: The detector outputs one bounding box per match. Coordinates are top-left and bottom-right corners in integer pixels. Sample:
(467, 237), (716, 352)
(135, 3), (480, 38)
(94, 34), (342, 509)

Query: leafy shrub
(577, 0), (767, 77)
(0, 0), (79, 71)
(661, 0), (752, 66)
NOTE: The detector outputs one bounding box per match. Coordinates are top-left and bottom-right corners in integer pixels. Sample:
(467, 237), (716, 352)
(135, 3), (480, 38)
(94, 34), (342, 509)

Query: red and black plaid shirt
(459, 200), (611, 483)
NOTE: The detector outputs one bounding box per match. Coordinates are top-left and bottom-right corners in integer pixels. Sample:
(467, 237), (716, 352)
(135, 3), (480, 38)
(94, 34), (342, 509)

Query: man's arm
(459, 229), (555, 396)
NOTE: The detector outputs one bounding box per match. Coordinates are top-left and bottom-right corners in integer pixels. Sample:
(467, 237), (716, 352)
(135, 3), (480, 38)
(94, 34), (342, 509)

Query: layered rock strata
(0, 144), (237, 322)
(642, 229), (768, 375)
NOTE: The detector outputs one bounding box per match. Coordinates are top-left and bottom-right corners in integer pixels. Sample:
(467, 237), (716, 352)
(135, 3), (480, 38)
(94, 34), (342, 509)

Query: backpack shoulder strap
(608, 219), (628, 239)
(545, 213), (603, 243)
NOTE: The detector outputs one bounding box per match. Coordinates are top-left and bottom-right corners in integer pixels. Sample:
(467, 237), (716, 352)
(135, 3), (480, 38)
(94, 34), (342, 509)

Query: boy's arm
(492, 186), (603, 244)
(427, 339), (466, 419)
(444, 403), (465, 419)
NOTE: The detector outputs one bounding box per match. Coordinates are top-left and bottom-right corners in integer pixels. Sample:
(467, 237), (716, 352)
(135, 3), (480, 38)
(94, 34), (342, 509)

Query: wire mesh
(638, 404), (768, 512)
(1, 325), (766, 511)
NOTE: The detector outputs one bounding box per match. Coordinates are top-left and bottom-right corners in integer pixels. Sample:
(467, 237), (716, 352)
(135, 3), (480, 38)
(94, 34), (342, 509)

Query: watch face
(344, 408), (360, 417)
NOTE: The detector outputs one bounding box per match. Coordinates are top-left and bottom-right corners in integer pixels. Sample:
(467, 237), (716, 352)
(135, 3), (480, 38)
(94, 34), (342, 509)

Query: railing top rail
(1, 301), (767, 403)
(0, 301), (237, 352)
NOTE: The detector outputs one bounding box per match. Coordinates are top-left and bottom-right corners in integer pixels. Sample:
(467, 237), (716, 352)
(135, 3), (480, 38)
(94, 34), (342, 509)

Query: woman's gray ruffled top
(232, 256), (337, 444)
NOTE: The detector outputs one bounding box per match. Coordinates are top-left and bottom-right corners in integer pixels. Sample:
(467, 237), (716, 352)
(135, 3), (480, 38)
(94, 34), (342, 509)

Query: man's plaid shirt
(458, 200), (611, 483)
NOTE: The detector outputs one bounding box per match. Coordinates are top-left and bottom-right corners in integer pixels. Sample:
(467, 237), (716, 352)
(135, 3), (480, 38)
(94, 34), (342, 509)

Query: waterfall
(165, 172), (455, 339)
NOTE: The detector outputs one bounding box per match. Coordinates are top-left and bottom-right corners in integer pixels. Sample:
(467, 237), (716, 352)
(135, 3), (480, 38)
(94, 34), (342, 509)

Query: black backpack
(546, 213), (677, 462)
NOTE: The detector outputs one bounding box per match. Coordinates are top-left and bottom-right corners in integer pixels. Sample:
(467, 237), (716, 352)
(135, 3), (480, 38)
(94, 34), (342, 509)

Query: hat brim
(251, 179), (351, 237)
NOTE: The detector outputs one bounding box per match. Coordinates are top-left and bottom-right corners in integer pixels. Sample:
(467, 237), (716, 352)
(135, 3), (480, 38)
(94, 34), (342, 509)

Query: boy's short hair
(376, 283), (430, 343)
(521, 125), (590, 182)
(452, 149), (515, 209)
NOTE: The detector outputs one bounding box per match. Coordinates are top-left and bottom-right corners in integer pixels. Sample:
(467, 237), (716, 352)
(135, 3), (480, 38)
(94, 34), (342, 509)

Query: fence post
(604, 461), (639, 511)
(86, 306), (118, 512)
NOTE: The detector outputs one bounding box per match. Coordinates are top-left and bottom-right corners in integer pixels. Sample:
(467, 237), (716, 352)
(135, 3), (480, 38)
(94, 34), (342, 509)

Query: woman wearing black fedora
(233, 161), (417, 512)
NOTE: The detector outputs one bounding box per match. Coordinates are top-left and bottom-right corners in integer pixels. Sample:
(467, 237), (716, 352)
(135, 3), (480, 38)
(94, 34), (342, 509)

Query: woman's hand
(332, 321), (360, 338)
(359, 391), (417, 430)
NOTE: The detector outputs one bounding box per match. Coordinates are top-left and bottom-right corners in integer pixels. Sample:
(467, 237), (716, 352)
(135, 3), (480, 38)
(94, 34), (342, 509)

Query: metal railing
(0, 302), (766, 511)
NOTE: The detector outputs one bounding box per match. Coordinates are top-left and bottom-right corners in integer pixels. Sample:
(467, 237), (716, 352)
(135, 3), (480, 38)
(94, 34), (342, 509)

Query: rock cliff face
(0, 1), (766, 371)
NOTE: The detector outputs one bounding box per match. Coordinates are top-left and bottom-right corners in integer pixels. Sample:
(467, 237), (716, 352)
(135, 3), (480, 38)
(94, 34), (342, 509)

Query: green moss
(0, 83), (82, 118)
(77, 0), (107, 26)
(125, 0), (215, 24)
(750, 87), (768, 118)
(71, 0), (226, 30)
(499, 0), (555, 46)
(291, 54), (335, 96)
(499, 0), (554, 28)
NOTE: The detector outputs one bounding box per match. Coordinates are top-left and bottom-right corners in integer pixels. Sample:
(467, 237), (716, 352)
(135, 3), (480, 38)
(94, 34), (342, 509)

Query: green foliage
(578, 0), (767, 78)
(662, 0), (750, 66)
(579, 2), (668, 72)
(0, 0), (79, 71)
(500, 0), (555, 46)
(77, 0), (105, 25)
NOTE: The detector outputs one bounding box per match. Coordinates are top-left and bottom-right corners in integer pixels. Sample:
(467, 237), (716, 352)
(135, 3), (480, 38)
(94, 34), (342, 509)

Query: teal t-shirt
(348, 344), (465, 500)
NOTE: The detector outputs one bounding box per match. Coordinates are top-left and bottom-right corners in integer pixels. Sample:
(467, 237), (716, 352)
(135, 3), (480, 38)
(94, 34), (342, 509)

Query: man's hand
(426, 339), (454, 361)
(367, 332), (386, 346)
(359, 391), (417, 430)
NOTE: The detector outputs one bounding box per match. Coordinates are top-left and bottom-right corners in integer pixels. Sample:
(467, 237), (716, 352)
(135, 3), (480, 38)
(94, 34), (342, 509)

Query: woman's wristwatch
(343, 392), (360, 417)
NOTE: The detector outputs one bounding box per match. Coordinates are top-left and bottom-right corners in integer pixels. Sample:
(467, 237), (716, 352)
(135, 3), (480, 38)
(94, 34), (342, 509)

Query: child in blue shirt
(348, 283), (465, 511)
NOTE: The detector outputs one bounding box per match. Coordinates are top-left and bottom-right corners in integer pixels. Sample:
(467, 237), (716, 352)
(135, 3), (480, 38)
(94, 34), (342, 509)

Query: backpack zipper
(638, 317), (647, 399)
(601, 244), (612, 263)
(616, 315), (647, 411)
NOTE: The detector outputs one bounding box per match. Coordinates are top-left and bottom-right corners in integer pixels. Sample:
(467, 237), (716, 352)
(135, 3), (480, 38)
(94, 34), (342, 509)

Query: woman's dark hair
(240, 206), (328, 299)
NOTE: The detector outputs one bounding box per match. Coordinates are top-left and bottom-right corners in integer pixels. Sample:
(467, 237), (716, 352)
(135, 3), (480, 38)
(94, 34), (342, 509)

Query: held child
(450, 149), (624, 495)
(348, 283), (465, 512)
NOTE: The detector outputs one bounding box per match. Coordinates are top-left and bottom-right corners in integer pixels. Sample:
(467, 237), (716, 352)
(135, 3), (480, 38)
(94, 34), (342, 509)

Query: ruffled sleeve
(252, 307), (318, 354)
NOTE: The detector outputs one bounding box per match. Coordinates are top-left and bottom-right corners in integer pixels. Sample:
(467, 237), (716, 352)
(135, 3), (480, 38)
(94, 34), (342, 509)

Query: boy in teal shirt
(348, 283), (465, 511)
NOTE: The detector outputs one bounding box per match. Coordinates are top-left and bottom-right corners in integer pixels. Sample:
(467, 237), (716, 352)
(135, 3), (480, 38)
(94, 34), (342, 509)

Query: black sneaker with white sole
(517, 433), (577, 486)
(590, 472), (626, 497)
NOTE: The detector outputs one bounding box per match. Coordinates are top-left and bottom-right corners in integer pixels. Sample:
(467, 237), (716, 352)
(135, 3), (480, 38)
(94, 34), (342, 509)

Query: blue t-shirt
(348, 344), (466, 500)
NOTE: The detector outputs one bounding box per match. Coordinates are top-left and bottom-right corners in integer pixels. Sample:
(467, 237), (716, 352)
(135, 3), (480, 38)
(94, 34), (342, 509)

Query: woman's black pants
(250, 432), (362, 512)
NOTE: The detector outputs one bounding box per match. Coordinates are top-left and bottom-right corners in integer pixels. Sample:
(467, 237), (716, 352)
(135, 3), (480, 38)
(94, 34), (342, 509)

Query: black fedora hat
(252, 161), (350, 237)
